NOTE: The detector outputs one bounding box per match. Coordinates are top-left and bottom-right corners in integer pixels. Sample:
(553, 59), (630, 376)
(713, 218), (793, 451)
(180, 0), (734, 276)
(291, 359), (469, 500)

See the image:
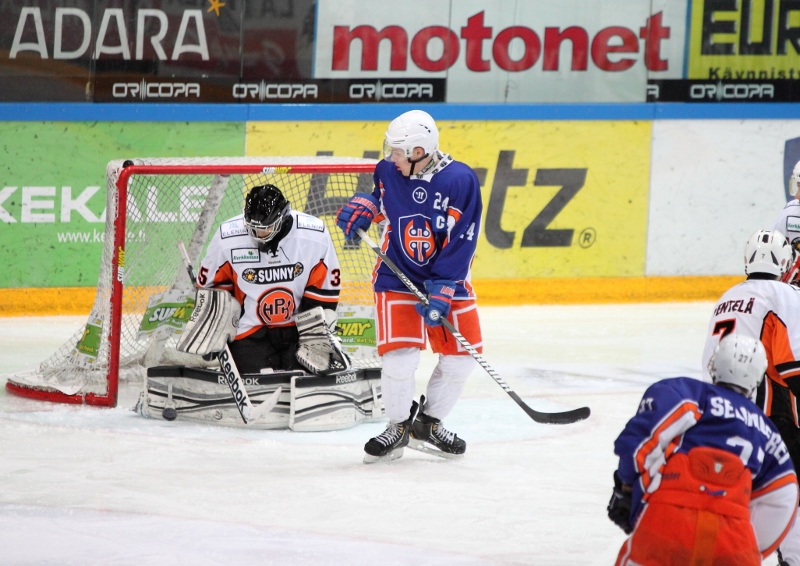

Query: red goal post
(6, 156), (381, 407)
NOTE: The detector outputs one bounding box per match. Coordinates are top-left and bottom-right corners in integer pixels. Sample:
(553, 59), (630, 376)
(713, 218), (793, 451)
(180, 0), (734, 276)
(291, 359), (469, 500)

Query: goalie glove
(295, 307), (352, 375)
(336, 193), (379, 241)
(606, 471), (633, 535)
(176, 289), (239, 356)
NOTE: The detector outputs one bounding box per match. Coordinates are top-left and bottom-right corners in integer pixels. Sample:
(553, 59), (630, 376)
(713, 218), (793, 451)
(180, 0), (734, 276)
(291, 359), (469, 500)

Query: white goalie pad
(176, 289), (239, 356)
(290, 370), (383, 431)
(137, 366), (382, 431)
(296, 307), (352, 374)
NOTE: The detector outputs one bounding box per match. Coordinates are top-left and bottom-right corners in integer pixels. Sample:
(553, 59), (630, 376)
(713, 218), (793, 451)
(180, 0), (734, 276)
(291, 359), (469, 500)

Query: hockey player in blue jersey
(608, 334), (799, 565)
(336, 110), (483, 463)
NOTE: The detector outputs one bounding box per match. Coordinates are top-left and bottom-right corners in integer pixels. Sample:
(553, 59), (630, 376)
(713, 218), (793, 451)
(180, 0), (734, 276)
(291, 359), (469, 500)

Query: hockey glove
(296, 307), (352, 375)
(336, 193), (380, 241)
(414, 280), (456, 327)
(607, 471), (633, 535)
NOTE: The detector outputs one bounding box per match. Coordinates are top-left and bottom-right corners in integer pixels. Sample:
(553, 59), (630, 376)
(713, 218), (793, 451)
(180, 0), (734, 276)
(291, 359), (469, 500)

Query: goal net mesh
(6, 157), (381, 405)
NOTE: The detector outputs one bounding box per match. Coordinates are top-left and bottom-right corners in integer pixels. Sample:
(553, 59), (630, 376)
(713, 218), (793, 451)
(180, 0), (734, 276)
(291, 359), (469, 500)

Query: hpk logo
(399, 214), (436, 266)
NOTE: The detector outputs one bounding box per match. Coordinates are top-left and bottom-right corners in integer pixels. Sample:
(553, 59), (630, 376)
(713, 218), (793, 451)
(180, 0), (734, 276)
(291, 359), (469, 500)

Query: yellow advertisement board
(688, 0), (800, 78)
(246, 119), (651, 278)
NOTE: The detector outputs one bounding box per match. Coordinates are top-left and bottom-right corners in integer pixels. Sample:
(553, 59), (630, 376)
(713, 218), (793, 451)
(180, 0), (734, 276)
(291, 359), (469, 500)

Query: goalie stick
(177, 242), (281, 424)
(356, 229), (590, 425)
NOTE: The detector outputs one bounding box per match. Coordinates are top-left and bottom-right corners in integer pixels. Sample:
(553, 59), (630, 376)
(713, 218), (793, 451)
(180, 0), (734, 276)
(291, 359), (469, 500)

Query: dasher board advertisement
(314, 0), (687, 103)
(0, 0), (444, 103)
(649, 0), (800, 102)
(0, 0), (318, 103)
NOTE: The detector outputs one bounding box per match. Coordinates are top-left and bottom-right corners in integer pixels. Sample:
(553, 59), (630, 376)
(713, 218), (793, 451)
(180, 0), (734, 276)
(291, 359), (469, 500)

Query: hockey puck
(162, 407), (177, 421)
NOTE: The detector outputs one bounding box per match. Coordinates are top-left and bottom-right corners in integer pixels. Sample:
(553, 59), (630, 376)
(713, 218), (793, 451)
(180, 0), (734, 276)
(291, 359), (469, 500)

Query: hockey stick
(356, 229), (590, 425)
(177, 242), (281, 424)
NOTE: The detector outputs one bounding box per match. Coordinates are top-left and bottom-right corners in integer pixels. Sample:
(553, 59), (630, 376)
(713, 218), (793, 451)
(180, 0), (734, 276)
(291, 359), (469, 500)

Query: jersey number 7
(712, 319), (736, 339)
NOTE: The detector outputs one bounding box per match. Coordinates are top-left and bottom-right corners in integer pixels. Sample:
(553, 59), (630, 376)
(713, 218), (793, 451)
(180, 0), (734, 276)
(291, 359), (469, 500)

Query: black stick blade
(509, 392), (591, 425)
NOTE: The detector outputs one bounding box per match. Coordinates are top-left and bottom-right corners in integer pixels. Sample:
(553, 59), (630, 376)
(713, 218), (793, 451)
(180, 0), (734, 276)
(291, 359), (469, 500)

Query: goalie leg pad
(295, 307), (351, 374)
(140, 365), (296, 429)
(138, 365), (381, 432)
(290, 369), (382, 431)
(177, 289), (239, 356)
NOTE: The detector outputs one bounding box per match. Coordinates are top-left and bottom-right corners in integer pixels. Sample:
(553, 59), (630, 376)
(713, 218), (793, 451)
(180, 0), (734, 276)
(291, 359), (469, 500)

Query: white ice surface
(0, 304), (781, 565)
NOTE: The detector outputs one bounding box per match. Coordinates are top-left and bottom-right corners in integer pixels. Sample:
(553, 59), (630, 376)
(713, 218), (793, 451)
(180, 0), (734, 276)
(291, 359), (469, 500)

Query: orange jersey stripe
(306, 259), (329, 290)
(302, 290), (338, 303)
(762, 311), (794, 387)
(635, 402), (701, 491)
(211, 263), (244, 304)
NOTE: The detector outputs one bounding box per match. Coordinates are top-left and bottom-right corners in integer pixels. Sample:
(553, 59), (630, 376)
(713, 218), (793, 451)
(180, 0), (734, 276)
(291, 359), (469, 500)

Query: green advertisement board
(0, 122), (245, 288)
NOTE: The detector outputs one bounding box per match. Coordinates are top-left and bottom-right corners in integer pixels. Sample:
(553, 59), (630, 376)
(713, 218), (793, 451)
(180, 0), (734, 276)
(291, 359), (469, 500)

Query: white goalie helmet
(791, 159), (800, 197)
(707, 334), (767, 397)
(383, 110), (439, 161)
(744, 229), (792, 277)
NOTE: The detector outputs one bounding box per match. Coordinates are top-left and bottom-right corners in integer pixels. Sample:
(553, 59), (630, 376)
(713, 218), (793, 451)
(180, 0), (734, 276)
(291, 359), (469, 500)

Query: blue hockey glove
(414, 280), (456, 327)
(336, 193), (380, 241)
(607, 471), (633, 535)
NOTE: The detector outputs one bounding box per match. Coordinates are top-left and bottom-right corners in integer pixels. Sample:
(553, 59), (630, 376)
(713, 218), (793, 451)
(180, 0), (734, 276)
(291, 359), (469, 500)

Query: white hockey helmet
(707, 333), (767, 397)
(791, 159), (800, 196)
(383, 110), (439, 161)
(744, 229), (792, 277)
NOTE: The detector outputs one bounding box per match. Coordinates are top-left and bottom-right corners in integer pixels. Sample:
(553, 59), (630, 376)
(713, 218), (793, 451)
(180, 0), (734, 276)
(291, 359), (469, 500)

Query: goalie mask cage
(6, 156), (381, 407)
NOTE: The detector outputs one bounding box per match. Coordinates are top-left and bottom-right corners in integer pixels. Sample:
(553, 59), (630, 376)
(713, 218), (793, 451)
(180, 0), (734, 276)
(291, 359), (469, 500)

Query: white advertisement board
(647, 120), (800, 276)
(314, 0), (687, 102)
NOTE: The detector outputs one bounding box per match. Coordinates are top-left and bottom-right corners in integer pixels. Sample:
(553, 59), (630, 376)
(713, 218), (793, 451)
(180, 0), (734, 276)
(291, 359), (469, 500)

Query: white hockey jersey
(702, 279), (800, 424)
(196, 211), (341, 339)
(772, 199), (800, 248)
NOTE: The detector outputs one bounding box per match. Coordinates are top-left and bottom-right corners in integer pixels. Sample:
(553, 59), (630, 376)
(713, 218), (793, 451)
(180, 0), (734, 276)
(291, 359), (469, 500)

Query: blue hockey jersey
(370, 153), (482, 299)
(614, 377), (796, 527)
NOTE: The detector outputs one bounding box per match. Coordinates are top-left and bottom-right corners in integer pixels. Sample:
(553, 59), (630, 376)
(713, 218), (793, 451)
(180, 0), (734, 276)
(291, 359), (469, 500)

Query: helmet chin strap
(406, 152), (434, 177)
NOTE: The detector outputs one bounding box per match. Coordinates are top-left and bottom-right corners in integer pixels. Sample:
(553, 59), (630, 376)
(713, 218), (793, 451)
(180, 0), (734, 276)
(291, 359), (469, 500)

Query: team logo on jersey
(257, 288), (295, 325)
(412, 187), (427, 204)
(399, 214), (436, 265)
(241, 263), (304, 284)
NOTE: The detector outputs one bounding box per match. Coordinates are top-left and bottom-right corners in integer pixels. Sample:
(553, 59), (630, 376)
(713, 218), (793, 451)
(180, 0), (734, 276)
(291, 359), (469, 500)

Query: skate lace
(375, 423), (403, 446)
(432, 423), (455, 445)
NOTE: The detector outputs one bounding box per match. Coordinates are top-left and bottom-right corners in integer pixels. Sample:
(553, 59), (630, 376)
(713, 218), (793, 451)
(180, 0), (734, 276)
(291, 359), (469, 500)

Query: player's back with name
(616, 378), (793, 494)
(701, 279), (800, 370)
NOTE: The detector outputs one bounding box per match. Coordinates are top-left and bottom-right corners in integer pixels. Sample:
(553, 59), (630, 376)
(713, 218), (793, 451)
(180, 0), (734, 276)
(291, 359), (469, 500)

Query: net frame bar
(6, 160), (377, 408)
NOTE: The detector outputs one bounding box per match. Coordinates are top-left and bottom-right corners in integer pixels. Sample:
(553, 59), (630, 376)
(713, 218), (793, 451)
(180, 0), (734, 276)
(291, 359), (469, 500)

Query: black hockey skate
(363, 400), (419, 464)
(408, 396), (466, 459)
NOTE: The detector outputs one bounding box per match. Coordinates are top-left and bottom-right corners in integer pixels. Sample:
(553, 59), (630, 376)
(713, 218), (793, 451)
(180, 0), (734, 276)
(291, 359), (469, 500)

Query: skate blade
(363, 447), (404, 464)
(407, 438), (465, 460)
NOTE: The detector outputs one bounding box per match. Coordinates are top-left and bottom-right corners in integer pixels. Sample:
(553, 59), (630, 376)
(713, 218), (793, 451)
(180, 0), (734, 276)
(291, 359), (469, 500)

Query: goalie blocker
(136, 365), (383, 431)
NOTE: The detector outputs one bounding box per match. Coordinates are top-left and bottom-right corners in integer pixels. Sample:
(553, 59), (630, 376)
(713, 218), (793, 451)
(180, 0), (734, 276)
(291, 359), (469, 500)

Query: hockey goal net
(6, 156), (381, 407)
